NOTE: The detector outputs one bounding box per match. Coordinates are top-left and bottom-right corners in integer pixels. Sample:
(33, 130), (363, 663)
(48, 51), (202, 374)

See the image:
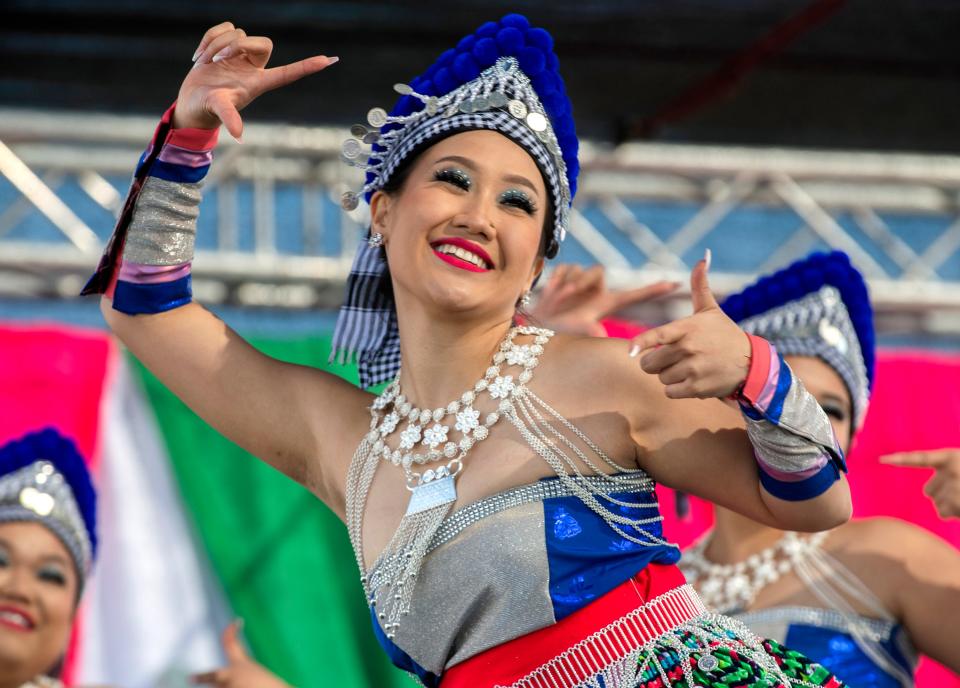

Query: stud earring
(368, 232), (384, 248)
(519, 291), (532, 308)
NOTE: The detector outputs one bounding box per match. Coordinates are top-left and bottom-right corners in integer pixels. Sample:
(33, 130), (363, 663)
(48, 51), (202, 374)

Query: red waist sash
(441, 563), (698, 688)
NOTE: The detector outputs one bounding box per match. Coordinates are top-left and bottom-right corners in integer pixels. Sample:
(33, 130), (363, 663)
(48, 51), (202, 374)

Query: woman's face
(370, 130), (548, 319)
(0, 522), (77, 684)
(783, 355), (854, 454)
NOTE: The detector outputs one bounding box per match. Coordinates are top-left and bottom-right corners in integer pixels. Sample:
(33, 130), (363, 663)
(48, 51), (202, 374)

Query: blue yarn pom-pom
(457, 34), (476, 53)
(500, 14), (531, 30)
(434, 67), (456, 94)
(495, 27), (524, 54)
(525, 27), (554, 52)
(476, 20), (498, 38)
(518, 46), (546, 77)
(453, 53), (480, 82)
(472, 37), (499, 68)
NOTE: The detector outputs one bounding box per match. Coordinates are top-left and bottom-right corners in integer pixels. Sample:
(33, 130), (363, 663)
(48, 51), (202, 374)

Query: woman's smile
(431, 237), (493, 272)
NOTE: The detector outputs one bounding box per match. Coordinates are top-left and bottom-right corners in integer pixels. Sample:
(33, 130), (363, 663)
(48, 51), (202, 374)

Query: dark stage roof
(3, 0), (958, 152)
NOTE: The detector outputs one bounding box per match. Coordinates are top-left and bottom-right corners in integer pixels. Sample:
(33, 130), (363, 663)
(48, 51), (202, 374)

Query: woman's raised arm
(577, 255), (852, 532)
(87, 24), (366, 514)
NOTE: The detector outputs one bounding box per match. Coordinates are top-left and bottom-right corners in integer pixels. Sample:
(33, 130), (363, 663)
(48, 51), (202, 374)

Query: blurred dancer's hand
(192, 620), (292, 688)
(174, 22), (338, 140)
(881, 449), (960, 519)
(529, 264), (678, 336)
(629, 250), (751, 399)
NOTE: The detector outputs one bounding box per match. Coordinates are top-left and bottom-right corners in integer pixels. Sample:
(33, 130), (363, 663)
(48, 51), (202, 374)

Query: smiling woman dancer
(0, 429), (97, 688)
(84, 14), (851, 688)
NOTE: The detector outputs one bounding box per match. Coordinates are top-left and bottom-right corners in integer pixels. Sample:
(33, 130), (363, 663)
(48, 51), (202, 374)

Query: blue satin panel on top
(785, 623), (913, 688)
(543, 487), (680, 621)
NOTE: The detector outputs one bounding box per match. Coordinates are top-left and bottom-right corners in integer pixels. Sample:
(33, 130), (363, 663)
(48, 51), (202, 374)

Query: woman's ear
(370, 190), (391, 237)
(528, 256), (546, 290)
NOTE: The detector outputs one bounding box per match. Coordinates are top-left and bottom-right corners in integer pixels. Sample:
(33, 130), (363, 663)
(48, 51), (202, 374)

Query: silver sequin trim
(428, 473), (655, 554)
(123, 176), (201, 265)
(737, 605), (895, 642)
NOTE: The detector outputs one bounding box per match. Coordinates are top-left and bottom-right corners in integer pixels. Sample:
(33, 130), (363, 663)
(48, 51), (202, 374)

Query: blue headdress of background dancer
(722, 250), (875, 432)
(0, 427), (98, 589)
(330, 13), (579, 388)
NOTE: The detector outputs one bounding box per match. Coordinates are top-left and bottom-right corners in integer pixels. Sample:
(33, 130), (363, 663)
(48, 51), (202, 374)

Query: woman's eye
(0, 551), (8, 568)
(433, 168), (471, 190)
(499, 189), (537, 215)
(37, 566), (67, 587)
(821, 404), (847, 422)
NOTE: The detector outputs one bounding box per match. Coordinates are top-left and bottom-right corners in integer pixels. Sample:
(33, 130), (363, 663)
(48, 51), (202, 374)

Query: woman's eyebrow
(502, 174), (539, 196)
(433, 155), (476, 169)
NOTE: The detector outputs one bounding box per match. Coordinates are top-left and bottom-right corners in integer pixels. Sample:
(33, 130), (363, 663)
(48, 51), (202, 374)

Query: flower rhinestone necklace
(680, 531), (828, 614)
(367, 325), (553, 515)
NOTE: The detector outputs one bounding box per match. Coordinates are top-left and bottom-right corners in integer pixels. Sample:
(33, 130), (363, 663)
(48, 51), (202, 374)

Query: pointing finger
(607, 280), (680, 315)
(880, 451), (951, 469)
(628, 322), (684, 358)
(261, 55), (340, 93)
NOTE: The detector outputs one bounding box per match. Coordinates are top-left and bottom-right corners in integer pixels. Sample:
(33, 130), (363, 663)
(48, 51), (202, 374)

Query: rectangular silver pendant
(405, 476), (457, 516)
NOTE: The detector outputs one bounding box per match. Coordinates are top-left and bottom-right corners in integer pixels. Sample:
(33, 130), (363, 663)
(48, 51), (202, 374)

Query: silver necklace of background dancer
(681, 530), (828, 614)
(367, 325), (552, 514)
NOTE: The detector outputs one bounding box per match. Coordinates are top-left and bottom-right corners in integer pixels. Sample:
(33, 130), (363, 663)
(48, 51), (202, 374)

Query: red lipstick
(430, 237), (494, 273)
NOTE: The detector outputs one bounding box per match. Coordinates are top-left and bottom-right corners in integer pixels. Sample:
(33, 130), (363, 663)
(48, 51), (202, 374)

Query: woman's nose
(452, 196), (496, 240)
(0, 565), (33, 603)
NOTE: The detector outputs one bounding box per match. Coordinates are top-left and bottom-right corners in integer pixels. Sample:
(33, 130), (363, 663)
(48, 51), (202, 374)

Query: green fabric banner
(132, 336), (409, 687)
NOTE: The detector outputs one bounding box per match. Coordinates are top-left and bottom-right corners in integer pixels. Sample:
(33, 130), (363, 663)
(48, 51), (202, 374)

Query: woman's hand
(192, 621), (292, 688)
(530, 264), (678, 336)
(881, 449), (960, 519)
(629, 250), (750, 399)
(174, 22), (338, 140)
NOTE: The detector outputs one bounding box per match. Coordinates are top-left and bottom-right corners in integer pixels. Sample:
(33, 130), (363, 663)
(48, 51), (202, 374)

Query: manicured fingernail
(629, 344), (641, 358)
(232, 134), (243, 144)
(212, 47), (231, 63)
(327, 56), (340, 64)
(703, 248), (712, 271)
(236, 617), (245, 631)
(192, 47), (203, 62)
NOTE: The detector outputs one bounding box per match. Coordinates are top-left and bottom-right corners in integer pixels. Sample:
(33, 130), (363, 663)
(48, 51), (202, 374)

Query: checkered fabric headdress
(331, 14), (579, 388)
(0, 428), (98, 587)
(721, 251), (875, 430)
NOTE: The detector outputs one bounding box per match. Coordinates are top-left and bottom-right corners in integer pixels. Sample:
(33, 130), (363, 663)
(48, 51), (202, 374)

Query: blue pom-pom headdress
(721, 251), (875, 429)
(333, 14), (579, 387)
(0, 428), (98, 586)
(339, 13), (577, 254)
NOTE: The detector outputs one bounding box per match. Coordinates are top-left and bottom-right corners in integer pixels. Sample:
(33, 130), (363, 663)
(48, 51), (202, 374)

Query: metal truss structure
(2, 108), (959, 334)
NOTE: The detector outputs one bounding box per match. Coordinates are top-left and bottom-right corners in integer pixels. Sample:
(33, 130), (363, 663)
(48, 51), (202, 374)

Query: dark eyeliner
(434, 168), (471, 190)
(500, 189), (537, 215)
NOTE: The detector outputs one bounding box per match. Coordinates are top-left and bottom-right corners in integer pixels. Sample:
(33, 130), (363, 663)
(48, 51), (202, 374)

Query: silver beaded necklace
(680, 531), (828, 614)
(368, 325), (551, 516)
(346, 324), (672, 642)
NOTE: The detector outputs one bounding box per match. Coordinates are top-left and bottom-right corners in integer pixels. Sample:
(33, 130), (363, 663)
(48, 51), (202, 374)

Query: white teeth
(435, 244), (487, 269)
(0, 610), (29, 628)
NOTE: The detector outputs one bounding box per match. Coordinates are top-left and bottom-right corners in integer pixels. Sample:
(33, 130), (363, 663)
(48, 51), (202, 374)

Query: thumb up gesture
(629, 250), (751, 399)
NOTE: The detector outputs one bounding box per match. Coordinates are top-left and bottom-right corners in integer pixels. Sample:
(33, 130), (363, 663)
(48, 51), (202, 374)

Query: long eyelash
(434, 168), (471, 190)
(821, 404), (847, 422)
(500, 189), (537, 215)
(38, 567), (67, 586)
